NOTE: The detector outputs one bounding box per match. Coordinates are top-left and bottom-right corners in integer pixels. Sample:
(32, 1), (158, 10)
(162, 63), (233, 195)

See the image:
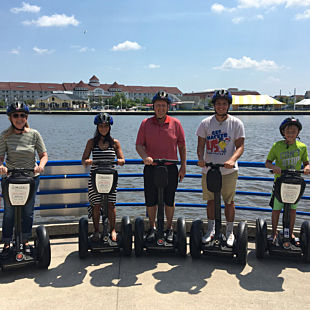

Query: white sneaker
(202, 229), (215, 243)
(226, 233), (235, 247)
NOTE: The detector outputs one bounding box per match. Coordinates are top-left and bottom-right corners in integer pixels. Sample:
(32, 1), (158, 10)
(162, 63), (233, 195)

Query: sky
(1, 0), (310, 96)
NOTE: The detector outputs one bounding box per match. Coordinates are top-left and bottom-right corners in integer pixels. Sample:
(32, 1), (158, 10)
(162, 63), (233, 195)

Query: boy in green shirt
(265, 117), (310, 245)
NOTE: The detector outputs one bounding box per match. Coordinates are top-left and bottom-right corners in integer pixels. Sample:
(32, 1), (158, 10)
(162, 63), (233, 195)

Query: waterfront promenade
(1, 238), (310, 310)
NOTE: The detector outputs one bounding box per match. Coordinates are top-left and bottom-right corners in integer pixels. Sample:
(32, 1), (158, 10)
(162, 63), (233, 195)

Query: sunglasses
(12, 113), (27, 119)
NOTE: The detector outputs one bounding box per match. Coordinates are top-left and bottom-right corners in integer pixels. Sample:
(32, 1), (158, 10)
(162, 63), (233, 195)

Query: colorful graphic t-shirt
(195, 115), (245, 175)
(267, 140), (309, 180)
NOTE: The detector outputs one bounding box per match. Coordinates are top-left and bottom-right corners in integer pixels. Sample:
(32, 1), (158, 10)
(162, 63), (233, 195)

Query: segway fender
(300, 220), (310, 263)
(121, 216), (132, 256)
(36, 225), (49, 248)
(190, 219), (203, 259)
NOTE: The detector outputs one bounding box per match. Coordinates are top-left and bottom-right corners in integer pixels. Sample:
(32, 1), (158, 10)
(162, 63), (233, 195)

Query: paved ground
(1, 238), (310, 310)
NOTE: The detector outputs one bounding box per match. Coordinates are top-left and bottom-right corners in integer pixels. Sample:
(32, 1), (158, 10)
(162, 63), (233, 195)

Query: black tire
(236, 221), (248, 265)
(300, 221), (310, 263)
(190, 219), (203, 259)
(177, 217), (187, 257)
(36, 225), (51, 269)
(134, 217), (144, 257)
(255, 218), (267, 259)
(79, 217), (89, 259)
(121, 216), (132, 256)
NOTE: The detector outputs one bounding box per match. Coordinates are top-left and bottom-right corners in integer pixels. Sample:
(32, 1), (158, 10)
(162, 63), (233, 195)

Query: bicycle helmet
(94, 113), (113, 126)
(7, 102), (30, 116)
(152, 91), (172, 105)
(279, 117), (302, 136)
(211, 89), (233, 105)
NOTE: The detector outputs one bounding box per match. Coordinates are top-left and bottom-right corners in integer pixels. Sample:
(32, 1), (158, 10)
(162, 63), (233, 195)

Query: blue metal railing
(1, 159), (310, 216)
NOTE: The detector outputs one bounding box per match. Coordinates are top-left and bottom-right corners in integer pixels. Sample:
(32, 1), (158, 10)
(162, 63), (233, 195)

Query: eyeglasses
(12, 113), (27, 119)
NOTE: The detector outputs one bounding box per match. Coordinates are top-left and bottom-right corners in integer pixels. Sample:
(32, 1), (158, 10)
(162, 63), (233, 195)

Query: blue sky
(1, 0), (310, 96)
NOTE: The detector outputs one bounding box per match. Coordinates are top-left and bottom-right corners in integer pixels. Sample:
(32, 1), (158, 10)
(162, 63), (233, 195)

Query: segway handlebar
(205, 162), (235, 169)
(269, 169), (304, 174)
(92, 159), (116, 166)
(7, 168), (34, 173)
(153, 159), (179, 165)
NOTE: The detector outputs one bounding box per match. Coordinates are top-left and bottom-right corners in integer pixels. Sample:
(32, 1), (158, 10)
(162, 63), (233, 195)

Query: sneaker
(1, 244), (10, 257)
(165, 229), (174, 243)
(23, 243), (31, 255)
(202, 229), (215, 244)
(146, 228), (156, 242)
(226, 233), (235, 247)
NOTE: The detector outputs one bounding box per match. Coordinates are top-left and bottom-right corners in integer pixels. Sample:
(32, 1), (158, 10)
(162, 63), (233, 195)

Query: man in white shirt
(196, 90), (245, 247)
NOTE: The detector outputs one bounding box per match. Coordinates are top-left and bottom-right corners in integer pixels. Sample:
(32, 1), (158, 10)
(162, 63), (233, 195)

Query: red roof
(75, 80), (89, 89)
(89, 75), (99, 81)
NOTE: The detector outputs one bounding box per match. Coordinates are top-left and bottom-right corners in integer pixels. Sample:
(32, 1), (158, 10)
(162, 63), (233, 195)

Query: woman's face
(98, 123), (110, 136)
(10, 112), (28, 130)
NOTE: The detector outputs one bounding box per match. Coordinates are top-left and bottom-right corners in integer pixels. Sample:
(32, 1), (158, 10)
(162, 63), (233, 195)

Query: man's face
(214, 98), (229, 116)
(154, 100), (168, 119)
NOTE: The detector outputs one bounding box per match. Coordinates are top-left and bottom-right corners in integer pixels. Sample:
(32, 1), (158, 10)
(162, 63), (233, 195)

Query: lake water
(1, 113), (310, 225)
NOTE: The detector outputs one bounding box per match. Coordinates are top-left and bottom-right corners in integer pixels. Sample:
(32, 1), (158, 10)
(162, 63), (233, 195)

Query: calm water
(1, 113), (310, 224)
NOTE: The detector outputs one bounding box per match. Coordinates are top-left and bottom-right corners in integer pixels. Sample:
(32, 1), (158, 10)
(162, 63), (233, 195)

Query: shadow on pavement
(236, 249), (310, 292)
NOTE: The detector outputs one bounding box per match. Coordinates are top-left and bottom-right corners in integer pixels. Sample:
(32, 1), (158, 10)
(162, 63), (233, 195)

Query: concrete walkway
(1, 238), (310, 310)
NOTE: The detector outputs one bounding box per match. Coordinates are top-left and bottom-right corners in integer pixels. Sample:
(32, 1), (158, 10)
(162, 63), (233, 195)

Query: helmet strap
(10, 121), (25, 133)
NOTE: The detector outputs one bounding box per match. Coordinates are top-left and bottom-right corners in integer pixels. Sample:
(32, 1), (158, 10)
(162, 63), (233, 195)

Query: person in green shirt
(265, 117), (310, 245)
(0, 102), (48, 256)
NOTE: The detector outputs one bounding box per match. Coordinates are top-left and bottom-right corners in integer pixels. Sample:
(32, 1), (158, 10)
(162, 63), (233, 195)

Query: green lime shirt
(0, 128), (47, 171)
(267, 140), (309, 179)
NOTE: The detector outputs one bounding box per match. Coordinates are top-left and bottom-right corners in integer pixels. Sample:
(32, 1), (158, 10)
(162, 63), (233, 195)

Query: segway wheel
(190, 219), (203, 259)
(36, 225), (51, 269)
(121, 216), (132, 256)
(177, 217), (187, 257)
(300, 221), (310, 263)
(134, 217), (144, 257)
(79, 217), (89, 259)
(236, 221), (248, 266)
(255, 218), (267, 259)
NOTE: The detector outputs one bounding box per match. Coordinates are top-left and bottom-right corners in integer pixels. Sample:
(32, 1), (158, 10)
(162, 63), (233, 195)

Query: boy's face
(214, 98), (229, 116)
(283, 125), (299, 144)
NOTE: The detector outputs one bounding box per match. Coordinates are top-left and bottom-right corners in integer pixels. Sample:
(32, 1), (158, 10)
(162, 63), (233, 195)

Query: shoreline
(1, 109), (310, 116)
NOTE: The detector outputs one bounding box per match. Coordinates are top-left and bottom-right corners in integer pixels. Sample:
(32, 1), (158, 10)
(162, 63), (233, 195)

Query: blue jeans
(2, 176), (40, 243)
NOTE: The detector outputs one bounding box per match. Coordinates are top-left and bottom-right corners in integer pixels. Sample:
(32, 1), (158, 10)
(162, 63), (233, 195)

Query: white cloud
(255, 14), (264, 20)
(211, 3), (226, 13)
(211, 3), (236, 13)
(11, 47), (21, 55)
(11, 2), (40, 14)
(265, 76), (281, 83)
(33, 46), (54, 55)
(214, 56), (280, 71)
(237, 0), (310, 8)
(232, 17), (244, 23)
(112, 41), (142, 51)
(296, 9), (310, 19)
(71, 45), (95, 52)
(148, 64), (160, 69)
(23, 14), (79, 27)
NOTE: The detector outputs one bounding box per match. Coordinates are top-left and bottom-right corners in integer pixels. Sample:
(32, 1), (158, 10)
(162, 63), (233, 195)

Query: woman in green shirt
(0, 102), (48, 255)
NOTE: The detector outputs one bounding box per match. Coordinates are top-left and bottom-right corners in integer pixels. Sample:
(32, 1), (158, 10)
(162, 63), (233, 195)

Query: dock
(1, 237), (310, 310)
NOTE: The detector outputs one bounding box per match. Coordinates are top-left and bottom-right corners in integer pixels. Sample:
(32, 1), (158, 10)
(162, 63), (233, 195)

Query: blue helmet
(279, 117), (302, 136)
(94, 113), (113, 126)
(7, 102), (30, 116)
(211, 89), (233, 105)
(152, 90), (172, 105)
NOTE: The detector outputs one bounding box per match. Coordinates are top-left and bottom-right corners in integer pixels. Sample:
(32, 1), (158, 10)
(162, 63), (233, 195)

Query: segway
(256, 169), (310, 262)
(0, 169), (51, 271)
(190, 163), (248, 265)
(78, 160), (132, 258)
(134, 159), (187, 257)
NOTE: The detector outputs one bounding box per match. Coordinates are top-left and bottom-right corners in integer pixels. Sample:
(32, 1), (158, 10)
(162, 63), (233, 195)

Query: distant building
(305, 91), (310, 99)
(35, 93), (89, 110)
(182, 88), (260, 109)
(0, 75), (182, 104)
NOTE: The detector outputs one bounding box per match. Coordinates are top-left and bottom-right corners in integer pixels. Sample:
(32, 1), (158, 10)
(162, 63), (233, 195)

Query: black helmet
(7, 102), (30, 116)
(211, 89), (233, 105)
(279, 117), (302, 136)
(152, 91), (172, 105)
(94, 113), (113, 126)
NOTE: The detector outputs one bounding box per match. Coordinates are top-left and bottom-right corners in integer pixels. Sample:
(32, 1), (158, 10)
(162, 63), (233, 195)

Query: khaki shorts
(202, 170), (238, 203)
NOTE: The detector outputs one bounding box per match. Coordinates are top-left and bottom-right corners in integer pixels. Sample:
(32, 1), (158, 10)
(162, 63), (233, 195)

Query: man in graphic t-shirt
(196, 89), (245, 247)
